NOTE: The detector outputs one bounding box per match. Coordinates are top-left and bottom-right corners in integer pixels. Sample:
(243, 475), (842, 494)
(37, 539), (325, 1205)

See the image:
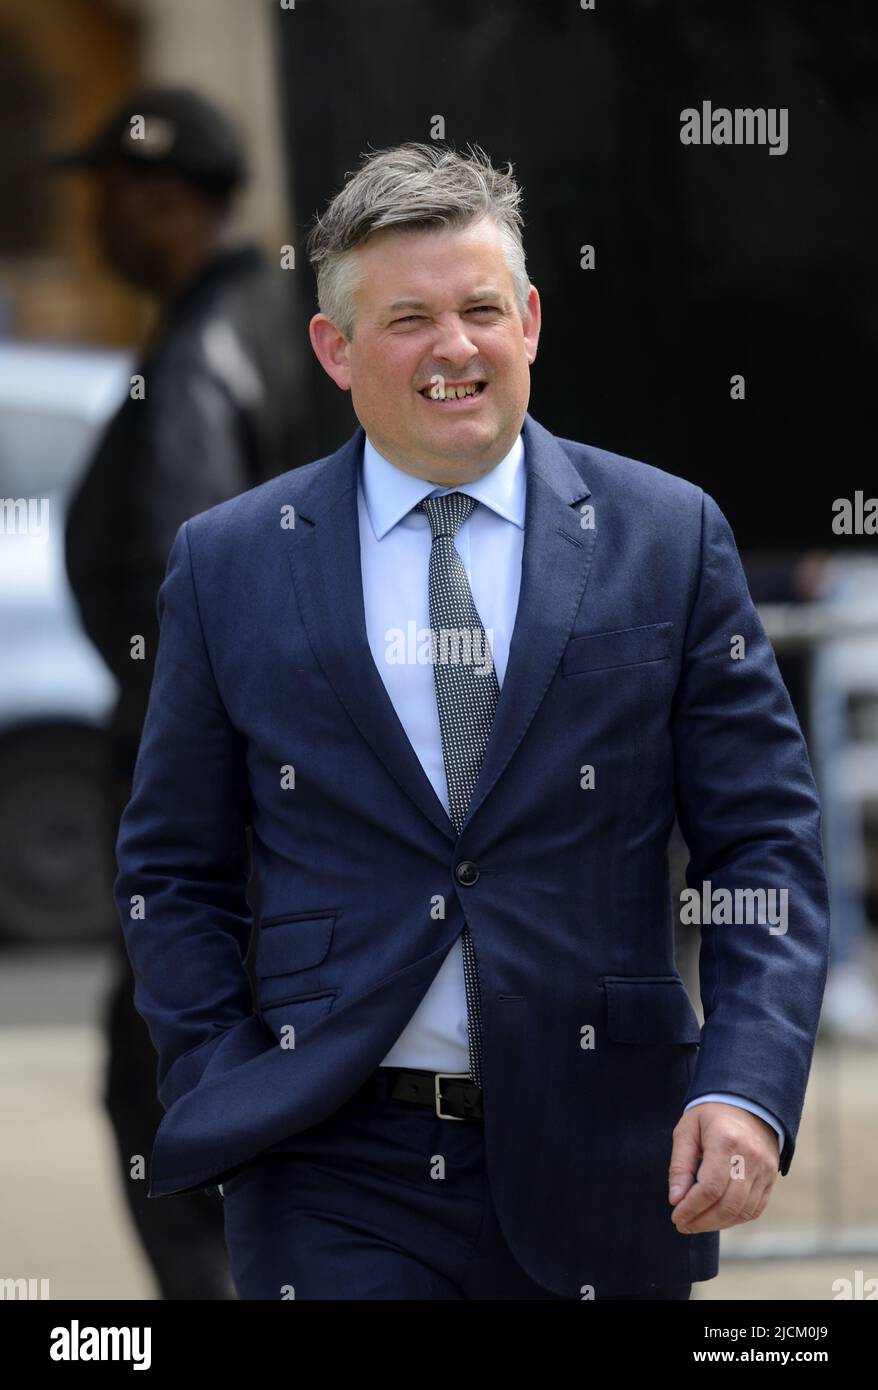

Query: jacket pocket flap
(562, 622), (673, 675)
(602, 976), (702, 1044)
(255, 916), (335, 976)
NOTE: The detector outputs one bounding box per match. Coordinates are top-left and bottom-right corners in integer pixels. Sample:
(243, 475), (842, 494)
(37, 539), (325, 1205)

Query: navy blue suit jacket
(114, 411), (829, 1296)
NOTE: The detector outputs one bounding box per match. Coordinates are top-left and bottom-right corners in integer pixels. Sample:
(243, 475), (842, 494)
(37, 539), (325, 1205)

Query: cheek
(358, 345), (417, 391)
(351, 361), (413, 424)
(499, 350), (532, 393)
(481, 337), (518, 376)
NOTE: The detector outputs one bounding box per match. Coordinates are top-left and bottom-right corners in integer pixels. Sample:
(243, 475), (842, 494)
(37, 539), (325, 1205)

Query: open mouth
(418, 381), (488, 405)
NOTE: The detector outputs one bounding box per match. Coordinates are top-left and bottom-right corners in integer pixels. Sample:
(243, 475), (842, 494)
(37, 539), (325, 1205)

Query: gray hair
(305, 141), (530, 340)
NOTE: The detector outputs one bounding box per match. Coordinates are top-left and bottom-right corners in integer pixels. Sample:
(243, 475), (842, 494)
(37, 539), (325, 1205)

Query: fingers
(669, 1103), (781, 1233)
(675, 1172), (774, 1234)
(668, 1115), (702, 1206)
(672, 1148), (778, 1234)
(671, 1143), (739, 1231)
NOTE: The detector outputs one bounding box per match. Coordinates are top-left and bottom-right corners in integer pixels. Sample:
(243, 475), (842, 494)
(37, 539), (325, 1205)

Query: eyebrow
(385, 287), (505, 312)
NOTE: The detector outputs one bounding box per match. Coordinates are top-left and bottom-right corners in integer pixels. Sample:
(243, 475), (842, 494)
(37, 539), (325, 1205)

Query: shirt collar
(360, 428), (526, 541)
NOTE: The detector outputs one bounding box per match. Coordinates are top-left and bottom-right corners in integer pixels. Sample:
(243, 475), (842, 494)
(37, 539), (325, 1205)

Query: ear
(522, 284), (541, 367)
(309, 313), (352, 391)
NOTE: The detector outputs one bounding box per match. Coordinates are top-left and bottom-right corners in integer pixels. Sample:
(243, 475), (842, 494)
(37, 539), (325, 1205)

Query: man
(114, 142), (830, 1300)
(62, 87), (304, 771)
(60, 87), (304, 1298)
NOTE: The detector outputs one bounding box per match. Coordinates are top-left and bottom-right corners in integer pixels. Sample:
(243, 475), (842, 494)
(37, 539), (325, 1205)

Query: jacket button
(455, 861), (479, 886)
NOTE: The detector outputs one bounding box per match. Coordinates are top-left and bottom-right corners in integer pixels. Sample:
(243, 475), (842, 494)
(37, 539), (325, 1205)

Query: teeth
(422, 382), (483, 400)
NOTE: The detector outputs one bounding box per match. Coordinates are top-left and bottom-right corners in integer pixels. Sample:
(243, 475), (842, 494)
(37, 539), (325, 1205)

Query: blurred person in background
(55, 87), (302, 1298)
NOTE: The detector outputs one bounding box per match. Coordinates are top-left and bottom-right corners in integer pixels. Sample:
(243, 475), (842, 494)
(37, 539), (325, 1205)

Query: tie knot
(415, 491), (478, 540)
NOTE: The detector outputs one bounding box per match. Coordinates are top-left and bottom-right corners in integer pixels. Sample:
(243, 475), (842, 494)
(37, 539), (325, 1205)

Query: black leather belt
(358, 1067), (484, 1120)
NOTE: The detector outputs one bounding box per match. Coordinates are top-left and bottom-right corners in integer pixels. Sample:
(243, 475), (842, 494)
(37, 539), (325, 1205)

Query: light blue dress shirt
(357, 428), (785, 1158)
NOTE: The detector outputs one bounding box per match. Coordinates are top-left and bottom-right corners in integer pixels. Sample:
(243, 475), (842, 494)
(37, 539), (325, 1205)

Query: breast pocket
(255, 912), (335, 1007)
(562, 622), (673, 676)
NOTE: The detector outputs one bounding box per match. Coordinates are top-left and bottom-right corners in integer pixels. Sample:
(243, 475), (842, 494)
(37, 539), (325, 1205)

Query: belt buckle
(434, 1072), (472, 1120)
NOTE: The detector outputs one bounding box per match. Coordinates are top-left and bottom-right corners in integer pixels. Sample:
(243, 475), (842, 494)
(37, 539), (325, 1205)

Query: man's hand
(668, 1102), (780, 1234)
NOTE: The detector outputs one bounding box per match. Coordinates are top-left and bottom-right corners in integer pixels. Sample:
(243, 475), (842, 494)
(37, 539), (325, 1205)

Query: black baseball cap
(48, 86), (247, 193)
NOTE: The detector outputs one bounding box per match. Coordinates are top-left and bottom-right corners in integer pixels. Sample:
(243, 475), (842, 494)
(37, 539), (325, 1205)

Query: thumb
(668, 1109), (703, 1205)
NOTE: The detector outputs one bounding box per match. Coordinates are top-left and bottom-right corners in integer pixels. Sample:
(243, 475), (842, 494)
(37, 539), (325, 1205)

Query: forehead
(353, 217), (513, 307)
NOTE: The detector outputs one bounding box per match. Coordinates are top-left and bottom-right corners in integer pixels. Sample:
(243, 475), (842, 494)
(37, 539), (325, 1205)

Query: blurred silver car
(0, 341), (132, 943)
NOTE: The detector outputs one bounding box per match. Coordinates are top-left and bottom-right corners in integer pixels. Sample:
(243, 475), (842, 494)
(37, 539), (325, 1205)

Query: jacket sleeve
(124, 365), (253, 702)
(66, 361), (257, 760)
(113, 519), (255, 1111)
(684, 1094), (785, 1157)
(135, 363), (253, 567)
(672, 490), (830, 1175)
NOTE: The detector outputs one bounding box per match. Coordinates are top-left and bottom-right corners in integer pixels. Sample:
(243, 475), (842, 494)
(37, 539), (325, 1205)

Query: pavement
(1, 944), (876, 1301)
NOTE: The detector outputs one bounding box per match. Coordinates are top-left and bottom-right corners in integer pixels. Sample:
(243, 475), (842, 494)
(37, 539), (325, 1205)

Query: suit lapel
(287, 426), (457, 842)
(286, 412), (595, 842)
(458, 412), (595, 831)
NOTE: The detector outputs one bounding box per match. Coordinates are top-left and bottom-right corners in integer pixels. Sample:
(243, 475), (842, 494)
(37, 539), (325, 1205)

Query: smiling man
(309, 214), (538, 484)
(114, 142), (830, 1300)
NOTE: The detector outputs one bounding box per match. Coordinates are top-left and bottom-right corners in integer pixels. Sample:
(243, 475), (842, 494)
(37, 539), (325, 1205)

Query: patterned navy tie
(415, 491), (500, 1088)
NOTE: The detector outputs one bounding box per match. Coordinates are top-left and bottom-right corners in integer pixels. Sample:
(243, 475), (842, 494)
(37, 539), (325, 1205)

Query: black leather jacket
(65, 244), (306, 773)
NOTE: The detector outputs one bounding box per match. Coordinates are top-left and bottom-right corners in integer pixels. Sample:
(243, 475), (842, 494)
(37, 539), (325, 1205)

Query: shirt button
(455, 861), (479, 886)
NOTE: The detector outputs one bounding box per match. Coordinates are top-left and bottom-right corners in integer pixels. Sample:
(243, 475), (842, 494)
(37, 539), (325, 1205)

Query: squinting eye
(469, 306), (498, 314)
(393, 315), (424, 325)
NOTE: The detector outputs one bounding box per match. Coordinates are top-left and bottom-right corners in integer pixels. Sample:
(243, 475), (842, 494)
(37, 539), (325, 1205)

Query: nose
(430, 314), (480, 369)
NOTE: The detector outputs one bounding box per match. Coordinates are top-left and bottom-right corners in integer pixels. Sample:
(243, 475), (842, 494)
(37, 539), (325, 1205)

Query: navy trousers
(220, 1075), (692, 1301)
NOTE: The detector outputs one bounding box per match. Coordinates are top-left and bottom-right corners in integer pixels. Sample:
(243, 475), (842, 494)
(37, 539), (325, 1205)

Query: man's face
(310, 217), (540, 485)
(93, 161), (164, 289)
